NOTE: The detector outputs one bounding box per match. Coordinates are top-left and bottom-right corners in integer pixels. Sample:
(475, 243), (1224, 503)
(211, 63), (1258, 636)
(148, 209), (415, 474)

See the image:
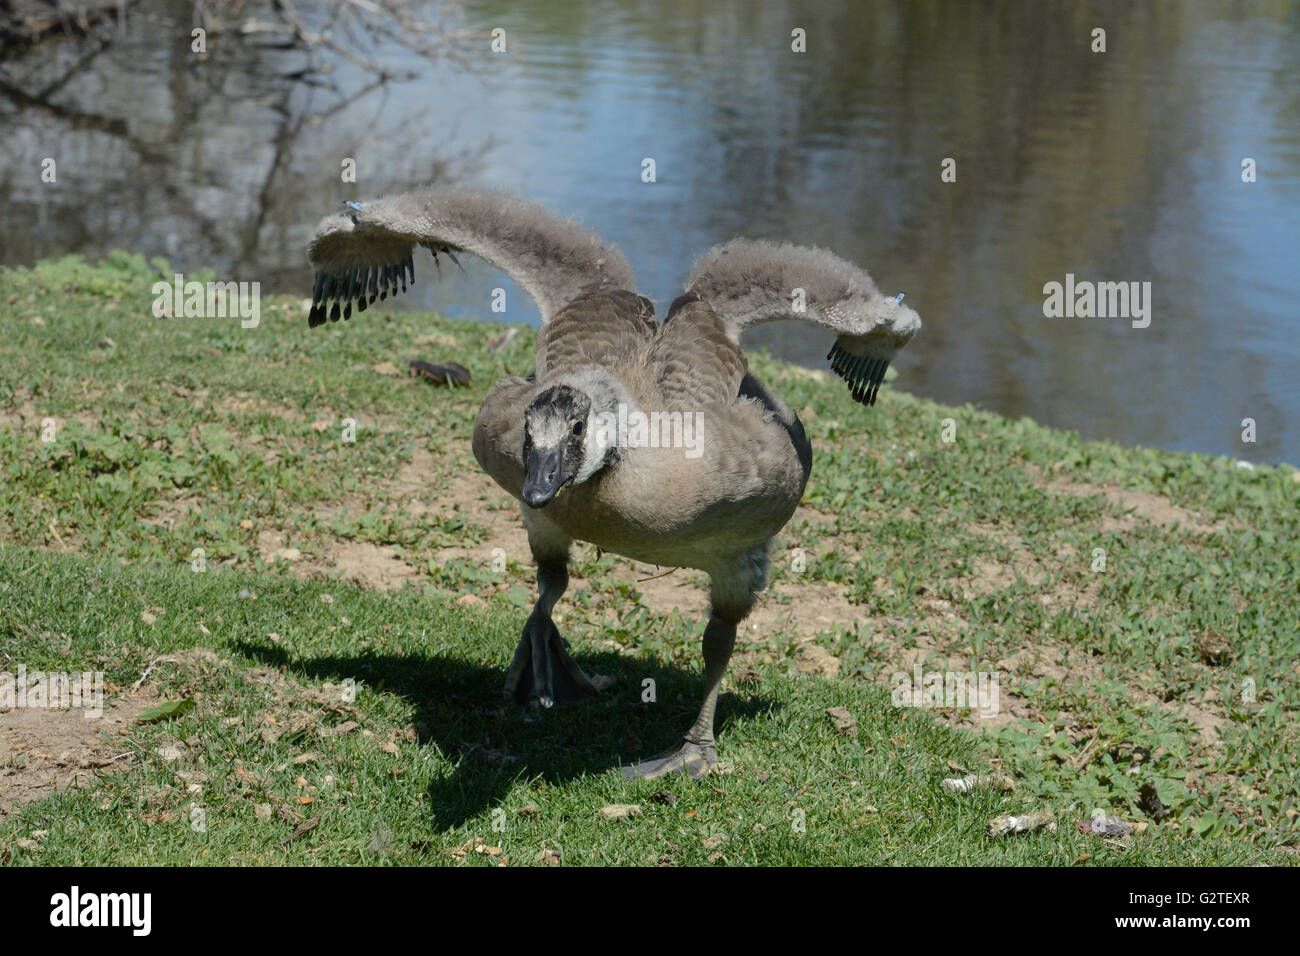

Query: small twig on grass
(488, 327), (519, 353)
(636, 566), (680, 584)
(1071, 731), (1103, 772)
(280, 816), (321, 846)
(132, 656), (177, 692)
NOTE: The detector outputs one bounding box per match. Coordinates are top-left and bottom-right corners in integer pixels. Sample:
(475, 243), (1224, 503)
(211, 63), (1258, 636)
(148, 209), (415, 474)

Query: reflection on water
(2, 0), (1297, 462)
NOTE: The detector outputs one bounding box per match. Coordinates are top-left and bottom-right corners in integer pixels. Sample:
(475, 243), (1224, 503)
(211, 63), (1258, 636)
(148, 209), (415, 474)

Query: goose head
(521, 380), (620, 508)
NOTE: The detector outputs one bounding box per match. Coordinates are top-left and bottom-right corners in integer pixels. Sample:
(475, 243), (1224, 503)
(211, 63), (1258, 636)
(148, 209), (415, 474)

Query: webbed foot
(503, 610), (599, 708)
(621, 738), (717, 781)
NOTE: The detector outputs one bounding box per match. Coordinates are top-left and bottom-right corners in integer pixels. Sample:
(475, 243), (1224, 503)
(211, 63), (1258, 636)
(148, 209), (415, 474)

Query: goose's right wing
(305, 187), (636, 327)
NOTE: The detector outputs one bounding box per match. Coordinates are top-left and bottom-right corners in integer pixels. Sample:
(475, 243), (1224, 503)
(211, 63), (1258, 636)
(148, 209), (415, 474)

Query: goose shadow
(231, 640), (779, 830)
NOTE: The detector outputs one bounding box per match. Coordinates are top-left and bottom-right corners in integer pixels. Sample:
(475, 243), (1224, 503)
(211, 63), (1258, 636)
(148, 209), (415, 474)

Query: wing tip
(826, 343), (890, 408)
(306, 254), (417, 330)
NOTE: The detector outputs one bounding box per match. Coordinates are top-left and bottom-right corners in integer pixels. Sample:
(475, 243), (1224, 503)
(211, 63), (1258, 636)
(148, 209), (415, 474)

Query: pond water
(2, 0), (1297, 463)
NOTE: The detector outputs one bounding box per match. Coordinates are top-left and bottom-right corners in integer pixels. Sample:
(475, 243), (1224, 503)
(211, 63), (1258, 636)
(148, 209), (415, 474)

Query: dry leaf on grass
(941, 774), (1016, 794)
(597, 804), (641, 821)
(825, 706), (857, 739)
(280, 816), (320, 846)
(987, 807), (1056, 837)
(408, 359), (471, 385)
(1077, 816), (1135, 837)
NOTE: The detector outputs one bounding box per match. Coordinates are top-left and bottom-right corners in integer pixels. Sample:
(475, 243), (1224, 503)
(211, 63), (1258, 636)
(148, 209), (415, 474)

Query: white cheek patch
(586, 418), (614, 455)
(574, 422), (611, 483)
(526, 412), (571, 450)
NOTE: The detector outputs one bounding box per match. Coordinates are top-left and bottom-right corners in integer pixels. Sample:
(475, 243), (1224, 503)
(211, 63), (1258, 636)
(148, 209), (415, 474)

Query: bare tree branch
(192, 0), (473, 80)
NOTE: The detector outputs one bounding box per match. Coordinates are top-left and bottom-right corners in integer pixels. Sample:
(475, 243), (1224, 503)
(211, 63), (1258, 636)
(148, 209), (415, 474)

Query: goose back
(536, 290), (657, 381)
(644, 293), (747, 410)
(472, 287), (812, 572)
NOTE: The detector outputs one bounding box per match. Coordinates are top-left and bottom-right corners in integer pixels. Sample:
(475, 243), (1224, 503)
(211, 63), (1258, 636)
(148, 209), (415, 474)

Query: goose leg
(623, 547), (766, 781)
(503, 526), (598, 708)
(622, 615), (736, 780)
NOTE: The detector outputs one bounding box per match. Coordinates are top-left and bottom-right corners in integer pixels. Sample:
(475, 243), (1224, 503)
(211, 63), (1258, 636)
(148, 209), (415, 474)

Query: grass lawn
(0, 253), (1296, 865)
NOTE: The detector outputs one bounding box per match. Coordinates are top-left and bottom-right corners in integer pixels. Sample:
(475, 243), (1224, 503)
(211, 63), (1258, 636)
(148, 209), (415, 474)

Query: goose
(305, 187), (921, 779)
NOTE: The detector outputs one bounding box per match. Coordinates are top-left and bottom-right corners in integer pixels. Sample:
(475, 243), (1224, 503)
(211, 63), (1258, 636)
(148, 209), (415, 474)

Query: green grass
(1, 253), (1297, 865)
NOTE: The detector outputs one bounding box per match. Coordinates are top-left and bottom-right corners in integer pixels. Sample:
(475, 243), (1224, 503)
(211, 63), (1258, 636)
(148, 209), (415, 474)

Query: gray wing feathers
(647, 296), (747, 409)
(685, 238), (920, 350)
(537, 290), (657, 381)
(684, 237), (922, 406)
(307, 186), (637, 324)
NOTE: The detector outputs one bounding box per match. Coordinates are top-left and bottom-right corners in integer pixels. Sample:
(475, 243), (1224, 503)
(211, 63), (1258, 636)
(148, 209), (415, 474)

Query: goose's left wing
(686, 239), (921, 406)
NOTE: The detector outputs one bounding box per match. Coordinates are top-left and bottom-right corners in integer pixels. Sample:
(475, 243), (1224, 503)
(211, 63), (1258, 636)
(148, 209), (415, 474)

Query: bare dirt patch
(217, 394), (303, 421)
(260, 457), (529, 590)
(602, 517), (873, 678)
(962, 521), (1099, 608)
(433, 467), (527, 564)
(396, 445), (438, 496)
(0, 689), (160, 820)
(333, 542), (422, 591)
(0, 399), (41, 431)
(256, 527), (422, 591)
(1033, 465), (1223, 535)
(140, 494), (202, 529)
(0, 402), (98, 434)
(1059, 480), (1218, 534)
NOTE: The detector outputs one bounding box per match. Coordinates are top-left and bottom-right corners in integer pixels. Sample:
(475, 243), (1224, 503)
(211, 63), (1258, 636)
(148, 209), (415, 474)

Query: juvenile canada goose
(306, 186), (921, 779)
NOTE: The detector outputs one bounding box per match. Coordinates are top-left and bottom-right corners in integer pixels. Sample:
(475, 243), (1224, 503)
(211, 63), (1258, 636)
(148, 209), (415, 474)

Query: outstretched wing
(305, 186), (637, 327)
(536, 290), (658, 381)
(685, 238), (921, 406)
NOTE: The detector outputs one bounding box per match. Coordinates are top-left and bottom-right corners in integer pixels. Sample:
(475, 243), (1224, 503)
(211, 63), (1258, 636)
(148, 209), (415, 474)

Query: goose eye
(572, 420), (585, 436)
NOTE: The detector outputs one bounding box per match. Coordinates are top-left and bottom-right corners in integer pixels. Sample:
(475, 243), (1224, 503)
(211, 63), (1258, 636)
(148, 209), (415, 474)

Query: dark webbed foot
(621, 738), (718, 781)
(503, 610), (599, 708)
(620, 606), (744, 781)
